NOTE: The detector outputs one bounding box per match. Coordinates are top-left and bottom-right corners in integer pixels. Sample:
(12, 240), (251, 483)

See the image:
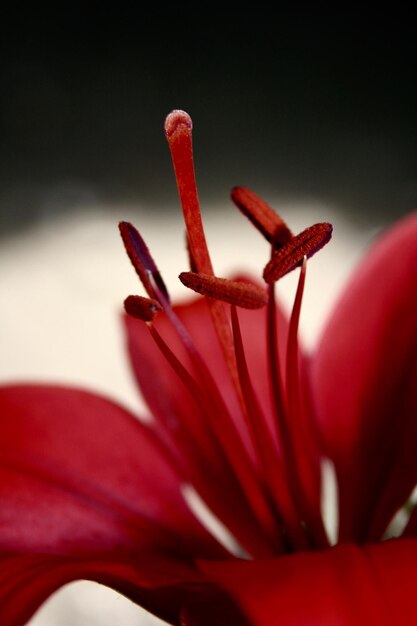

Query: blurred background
(1, 7), (416, 626)
(1, 8), (416, 235)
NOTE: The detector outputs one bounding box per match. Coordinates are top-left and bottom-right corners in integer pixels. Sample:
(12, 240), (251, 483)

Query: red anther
(179, 272), (268, 309)
(231, 187), (293, 247)
(231, 186), (294, 246)
(263, 222), (333, 283)
(124, 295), (162, 322)
(119, 221), (169, 301)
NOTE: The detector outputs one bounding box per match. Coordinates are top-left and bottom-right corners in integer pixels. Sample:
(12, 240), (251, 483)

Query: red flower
(1, 110), (417, 626)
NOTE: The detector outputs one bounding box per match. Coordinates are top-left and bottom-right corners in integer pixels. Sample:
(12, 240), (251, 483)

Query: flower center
(120, 110), (333, 557)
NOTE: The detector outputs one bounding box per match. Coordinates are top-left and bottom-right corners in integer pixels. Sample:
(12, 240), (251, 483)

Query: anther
(119, 221), (169, 301)
(124, 295), (162, 322)
(179, 272), (268, 309)
(263, 222), (333, 283)
(231, 186), (293, 246)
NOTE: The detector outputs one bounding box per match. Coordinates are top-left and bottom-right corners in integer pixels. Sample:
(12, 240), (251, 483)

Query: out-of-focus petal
(0, 384), (227, 624)
(0, 553), (206, 626)
(199, 538), (417, 625)
(0, 384), (221, 556)
(311, 212), (417, 540)
(180, 587), (250, 626)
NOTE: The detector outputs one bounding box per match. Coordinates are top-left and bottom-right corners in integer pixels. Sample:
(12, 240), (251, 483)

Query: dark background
(1, 8), (416, 236)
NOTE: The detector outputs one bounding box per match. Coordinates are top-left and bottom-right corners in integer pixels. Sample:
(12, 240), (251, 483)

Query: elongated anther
(124, 295), (162, 322)
(263, 222), (333, 283)
(179, 272), (268, 309)
(119, 221), (169, 301)
(231, 186), (293, 246)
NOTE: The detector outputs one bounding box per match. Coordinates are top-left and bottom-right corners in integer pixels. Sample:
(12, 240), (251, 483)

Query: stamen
(231, 304), (305, 552)
(150, 322), (279, 553)
(266, 282), (309, 550)
(231, 186), (293, 246)
(263, 222), (333, 283)
(285, 258), (307, 429)
(285, 260), (330, 549)
(231, 306), (278, 467)
(179, 272), (268, 310)
(123, 110), (338, 555)
(148, 324), (227, 465)
(267, 283), (289, 449)
(124, 295), (161, 322)
(119, 221), (169, 301)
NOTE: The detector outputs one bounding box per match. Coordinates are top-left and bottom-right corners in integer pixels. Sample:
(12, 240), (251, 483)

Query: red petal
(181, 586), (250, 626)
(0, 553), (204, 626)
(0, 384), (225, 623)
(311, 212), (417, 540)
(0, 384), (219, 554)
(199, 538), (417, 625)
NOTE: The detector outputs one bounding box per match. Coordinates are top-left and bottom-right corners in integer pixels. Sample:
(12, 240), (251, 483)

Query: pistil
(164, 110), (239, 393)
